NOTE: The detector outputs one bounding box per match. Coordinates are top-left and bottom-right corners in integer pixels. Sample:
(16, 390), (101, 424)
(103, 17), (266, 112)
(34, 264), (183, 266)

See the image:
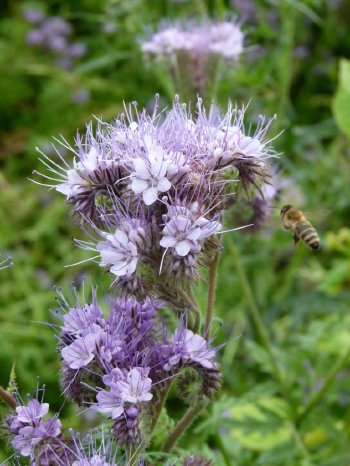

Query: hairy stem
(150, 381), (172, 433)
(187, 288), (202, 333)
(227, 239), (287, 392)
(0, 386), (17, 409)
(162, 404), (203, 452)
(296, 346), (350, 426)
(204, 252), (220, 341)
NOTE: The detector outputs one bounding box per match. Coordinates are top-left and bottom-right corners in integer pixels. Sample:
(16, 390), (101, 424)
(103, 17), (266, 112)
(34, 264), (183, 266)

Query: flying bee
(280, 205), (320, 251)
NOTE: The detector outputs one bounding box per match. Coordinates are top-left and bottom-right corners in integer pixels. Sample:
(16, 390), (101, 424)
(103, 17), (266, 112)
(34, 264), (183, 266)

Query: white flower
(116, 368), (153, 403)
(56, 147), (110, 199)
(130, 139), (173, 205)
(73, 456), (111, 466)
(208, 22), (244, 60)
(160, 206), (221, 257)
(164, 329), (216, 371)
(182, 329), (216, 368)
(97, 229), (142, 277)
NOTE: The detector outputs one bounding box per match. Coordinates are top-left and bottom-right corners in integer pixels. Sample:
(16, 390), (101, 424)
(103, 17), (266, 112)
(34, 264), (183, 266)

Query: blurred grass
(1, 0), (350, 464)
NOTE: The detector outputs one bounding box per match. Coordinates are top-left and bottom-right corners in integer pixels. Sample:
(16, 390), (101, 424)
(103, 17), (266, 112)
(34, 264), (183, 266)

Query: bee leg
(293, 233), (300, 247)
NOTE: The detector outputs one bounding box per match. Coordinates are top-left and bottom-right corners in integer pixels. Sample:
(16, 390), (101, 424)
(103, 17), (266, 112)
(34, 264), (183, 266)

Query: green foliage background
(1, 0), (350, 464)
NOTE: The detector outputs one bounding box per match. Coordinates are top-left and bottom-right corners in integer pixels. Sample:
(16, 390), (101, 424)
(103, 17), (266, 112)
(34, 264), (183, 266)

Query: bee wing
(303, 208), (330, 224)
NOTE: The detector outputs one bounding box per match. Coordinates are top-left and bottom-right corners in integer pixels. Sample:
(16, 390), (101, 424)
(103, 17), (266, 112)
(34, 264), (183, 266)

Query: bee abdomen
(296, 221), (320, 251)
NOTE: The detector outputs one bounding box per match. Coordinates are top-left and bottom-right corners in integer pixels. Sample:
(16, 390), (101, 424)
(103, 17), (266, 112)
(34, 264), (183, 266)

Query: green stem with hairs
(162, 404), (204, 452)
(150, 382), (172, 434)
(204, 252), (220, 341)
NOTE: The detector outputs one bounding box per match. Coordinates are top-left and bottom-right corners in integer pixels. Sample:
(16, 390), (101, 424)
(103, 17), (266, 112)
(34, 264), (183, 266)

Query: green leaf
(228, 396), (292, 451)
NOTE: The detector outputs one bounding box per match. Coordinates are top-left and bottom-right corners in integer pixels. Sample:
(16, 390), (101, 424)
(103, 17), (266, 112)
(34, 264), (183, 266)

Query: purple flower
(95, 368), (153, 419)
(164, 329), (216, 371)
(71, 89), (91, 104)
(5, 395), (64, 460)
(141, 20), (244, 61)
(43, 17), (72, 36)
(37, 97), (278, 280)
(55, 147), (107, 199)
(12, 425), (43, 456)
(130, 140), (173, 205)
(61, 333), (98, 369)
(96, 227), (144, 277)
(62, 303), (104, 336)
(26, 29), (45, 45)
(24, 9), (44, 24)
(207, 22), (244, 60)
(160, 203), (221, 257)
(15, 399), (49, 423)
(116, 368), (153, 403)
(68, 42), (87, 58)
(73, 457), (111, 466)
(96, 387), (124, 419)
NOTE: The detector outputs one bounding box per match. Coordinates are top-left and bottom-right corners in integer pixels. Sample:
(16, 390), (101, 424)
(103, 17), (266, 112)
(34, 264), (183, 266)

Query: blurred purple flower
(26, 29), (45, 45)
(24, 9), (45, 24)
(141, 20), (244, 61)
(69, 42), (87, 58)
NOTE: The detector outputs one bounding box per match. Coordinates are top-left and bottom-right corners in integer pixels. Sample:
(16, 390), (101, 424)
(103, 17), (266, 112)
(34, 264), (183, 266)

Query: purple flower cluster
(22, 96), (280, 462)
(25, 9), (86, 69)
(38, 98), (277, 286)
(4, 393), (147, 464)
(5, 398), (67, 464)
(141, 20), (243, 61)
(141, 20), (244, 97)
(56, 290), (218, 445)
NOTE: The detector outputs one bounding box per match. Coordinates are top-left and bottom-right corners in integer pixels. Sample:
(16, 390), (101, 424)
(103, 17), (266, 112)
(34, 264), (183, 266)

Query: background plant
(1, 0), (350, 465)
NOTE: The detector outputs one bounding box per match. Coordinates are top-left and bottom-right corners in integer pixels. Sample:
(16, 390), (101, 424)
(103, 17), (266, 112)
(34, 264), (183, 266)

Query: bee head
(280, 205), (292, 216)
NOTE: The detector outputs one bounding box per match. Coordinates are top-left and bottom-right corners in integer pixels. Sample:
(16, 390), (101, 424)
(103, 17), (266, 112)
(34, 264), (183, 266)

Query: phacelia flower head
(38, 97), (278, 285)
(141, 20), (243, 61)
(4, 392), (69, 464)
(141, 20), (244, 98)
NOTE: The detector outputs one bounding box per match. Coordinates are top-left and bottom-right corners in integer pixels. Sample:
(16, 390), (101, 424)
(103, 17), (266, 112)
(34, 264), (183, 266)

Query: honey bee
(280, 205), (320, 251)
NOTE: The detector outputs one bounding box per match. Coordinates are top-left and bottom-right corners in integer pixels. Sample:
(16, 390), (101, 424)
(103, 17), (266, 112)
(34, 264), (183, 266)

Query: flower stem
(150, 381), (171, 433)
(295, 346), (350, 426)
(0, 386), (17, 409)
(162, 404), (203, 452)
(227, 239), (287, 392)
(204, 252), (220, 341)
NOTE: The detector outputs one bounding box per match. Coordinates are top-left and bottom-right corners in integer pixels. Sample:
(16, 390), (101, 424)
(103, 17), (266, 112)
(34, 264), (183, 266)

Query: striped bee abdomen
(295, 221), (320, 251)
